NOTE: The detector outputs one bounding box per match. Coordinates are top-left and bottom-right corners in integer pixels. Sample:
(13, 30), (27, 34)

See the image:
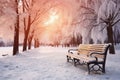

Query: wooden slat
(77, 44), (109, 58)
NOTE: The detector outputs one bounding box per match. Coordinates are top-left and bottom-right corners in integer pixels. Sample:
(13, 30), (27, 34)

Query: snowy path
(0, 46), (120, 80)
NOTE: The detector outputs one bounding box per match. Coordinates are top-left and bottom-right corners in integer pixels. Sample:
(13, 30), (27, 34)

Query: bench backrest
(77, 44), (110, 59)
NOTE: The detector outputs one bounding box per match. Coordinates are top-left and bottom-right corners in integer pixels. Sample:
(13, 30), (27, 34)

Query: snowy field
(0, 46), (120, 80)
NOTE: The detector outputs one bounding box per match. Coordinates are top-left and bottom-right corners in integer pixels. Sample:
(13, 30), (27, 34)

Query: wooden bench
(66, 43), (111, 74)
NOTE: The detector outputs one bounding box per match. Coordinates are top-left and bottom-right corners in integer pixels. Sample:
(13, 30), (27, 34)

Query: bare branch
(112, 11), (119, 20)
(100, 26), (106, 32)
(80, 6), (94, 14)
(112, 18), (120, 26)
(71, 18), (96, 25)
(30, 2), (62, 25)
(23, 0), (30, 10)
(100, 18), (108, 24)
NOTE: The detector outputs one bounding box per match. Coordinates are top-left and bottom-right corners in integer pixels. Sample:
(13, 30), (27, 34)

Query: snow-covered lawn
(0, 46), (120, 80)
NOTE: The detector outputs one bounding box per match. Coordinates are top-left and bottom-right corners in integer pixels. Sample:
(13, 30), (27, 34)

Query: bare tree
(74, 0), (120, 54)
(28, 29), (34, 49)
(13, 0), (20, 55)
(22, 0), (33, 51)
(22, 0), (65, 50)
(97, 0), (120, 54)
(72, 0), (97, 44)
(0, 0), (19, 55)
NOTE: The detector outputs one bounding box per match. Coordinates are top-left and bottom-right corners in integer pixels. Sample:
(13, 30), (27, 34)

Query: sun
(44, 11), (59, 25)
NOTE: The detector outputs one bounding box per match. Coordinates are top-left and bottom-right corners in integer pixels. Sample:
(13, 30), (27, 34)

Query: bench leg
(102, 64), (105, 73)
(73, 58), (80, 66)
(66, 55), (70, 62)
(87, 63), (90, 74)
(73, 58), (76, 66)
(88, 63), (106, 74)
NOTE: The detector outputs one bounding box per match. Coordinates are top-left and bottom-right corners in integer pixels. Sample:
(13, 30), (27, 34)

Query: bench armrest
(90, 52), (104, 62)
(90, 52), (104, 56)
(68, 49), (78, 54)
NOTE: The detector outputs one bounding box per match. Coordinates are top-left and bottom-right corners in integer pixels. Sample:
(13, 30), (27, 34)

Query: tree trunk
(34, 38), (39, 48)
(28, 40), (32, 49)
(28, 35), (33, 50)
(34, 39), (37, 48)
(23, 15), (31, 51)
(36, 40), (39, 47)
(13, 0), (19, 55)
(23, 32), (28, 51)
(13, 24), (19, 55)
(107, 25), (115, 54)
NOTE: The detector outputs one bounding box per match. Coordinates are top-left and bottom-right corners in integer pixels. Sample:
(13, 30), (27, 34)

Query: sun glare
(44, 11), (59, 25)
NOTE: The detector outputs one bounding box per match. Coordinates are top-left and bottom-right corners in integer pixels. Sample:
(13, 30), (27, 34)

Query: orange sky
(0, 0), (79, 44)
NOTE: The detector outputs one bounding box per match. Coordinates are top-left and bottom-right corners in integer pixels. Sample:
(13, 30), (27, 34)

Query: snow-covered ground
(0, 46), (120, 80)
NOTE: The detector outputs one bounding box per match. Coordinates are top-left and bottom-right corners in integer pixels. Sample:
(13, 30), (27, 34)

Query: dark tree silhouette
(13, 0), (19, 55)
(28, 30), (34, 49)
